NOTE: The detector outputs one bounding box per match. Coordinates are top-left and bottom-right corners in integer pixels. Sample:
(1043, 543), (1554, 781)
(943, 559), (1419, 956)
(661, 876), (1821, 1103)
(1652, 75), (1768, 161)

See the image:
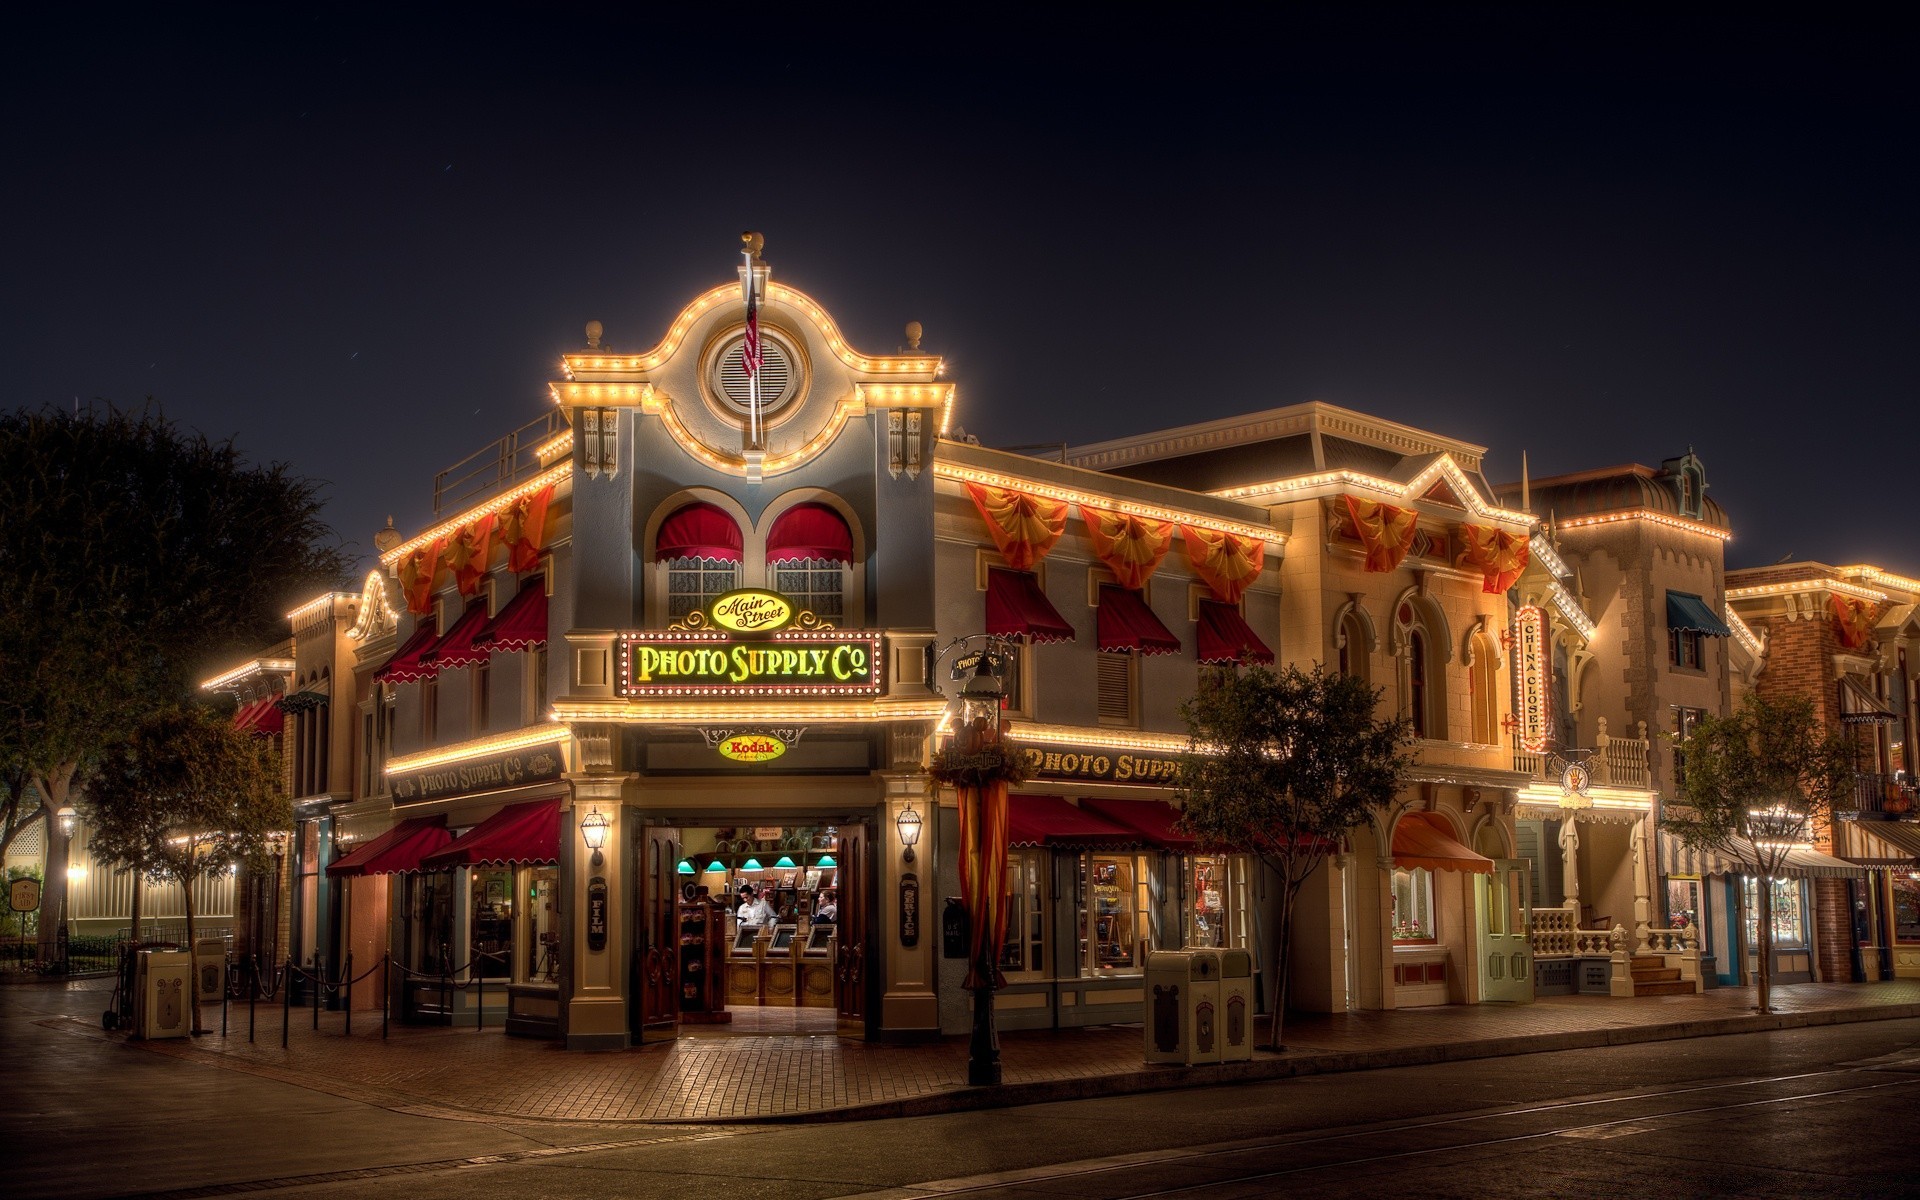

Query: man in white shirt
(737, 886), (775, 931)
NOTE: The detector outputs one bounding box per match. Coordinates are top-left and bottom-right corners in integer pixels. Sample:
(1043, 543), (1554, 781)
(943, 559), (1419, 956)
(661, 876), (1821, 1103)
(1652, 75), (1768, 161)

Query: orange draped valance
(965, 483), (1069, 570)
(1179, 525), (1264, 603)
(1832, 594), (1877, 651)
(1344, 495), (1418, 573)
(447, 514), (496, 598)
(500, 484), (555, 573)
(1079, 504), (1174, 590)
(397, 540), (446, 616)
(1455, 523), (1530, 594)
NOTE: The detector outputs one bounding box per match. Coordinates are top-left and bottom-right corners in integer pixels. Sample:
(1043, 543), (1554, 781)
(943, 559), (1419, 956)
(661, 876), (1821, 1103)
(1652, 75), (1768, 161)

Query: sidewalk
(44, 979), (1920, 1125)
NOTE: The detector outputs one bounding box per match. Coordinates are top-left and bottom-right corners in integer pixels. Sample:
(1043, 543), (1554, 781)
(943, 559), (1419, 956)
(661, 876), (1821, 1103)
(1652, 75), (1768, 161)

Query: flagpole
(742, 249), (760, 447)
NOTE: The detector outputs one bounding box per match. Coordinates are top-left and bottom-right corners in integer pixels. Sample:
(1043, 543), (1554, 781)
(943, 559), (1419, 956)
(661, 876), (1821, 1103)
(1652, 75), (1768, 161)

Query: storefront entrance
(631, 819), (873, 1041)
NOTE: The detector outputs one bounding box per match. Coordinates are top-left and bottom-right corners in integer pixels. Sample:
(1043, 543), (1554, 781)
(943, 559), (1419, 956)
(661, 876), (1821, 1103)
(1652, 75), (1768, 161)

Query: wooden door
(1477, 859), (1534, 1003)
(632, 825), (682, 1042)
(835, 822), (872, 1035)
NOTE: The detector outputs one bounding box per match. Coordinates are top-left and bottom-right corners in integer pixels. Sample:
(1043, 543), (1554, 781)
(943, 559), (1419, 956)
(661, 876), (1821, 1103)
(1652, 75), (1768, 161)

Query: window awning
(474, 576), (547, 653)
(1079, 797), (1195, 850)
(1096, 585), (1181, 656)
(1007, 794), (1146, 849)
(1392, 813), (1493, 874)
(986, 568), (1075, 644)
(656, 501), (742, 563)
(374, 621), (443, 684)
(1845, 820), (1920, 867)
(1839, 675), (1898, 724)
(1196, 599), (1274, 665)
(424, 600), (492, 671)
(327, 816), (453, 877)
(766, 502), (853, 564)
(233, 697), (284, 737)
(1657, 832), (1863, 879)
(422, 798), (562, 869)
(1666, 590), (1732, 637)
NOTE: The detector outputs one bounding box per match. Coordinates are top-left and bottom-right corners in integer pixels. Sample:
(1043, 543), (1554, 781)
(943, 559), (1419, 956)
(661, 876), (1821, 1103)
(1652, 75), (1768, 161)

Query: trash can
(1218, 948), (1254, 1061)
(133, 949), (192, 1040)
(1145, 949), (1222, 1065)
(193, 937), (230, 1004)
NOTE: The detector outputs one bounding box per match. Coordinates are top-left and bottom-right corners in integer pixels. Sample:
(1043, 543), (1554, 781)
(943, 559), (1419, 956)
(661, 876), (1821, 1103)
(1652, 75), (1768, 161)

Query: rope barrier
(267, 949), (503, 1044)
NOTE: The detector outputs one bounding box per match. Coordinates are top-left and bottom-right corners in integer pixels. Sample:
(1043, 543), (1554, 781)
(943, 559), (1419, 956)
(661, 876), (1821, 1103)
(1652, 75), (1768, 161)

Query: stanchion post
(282, 956), (292, 1049)
(382, 953), (390, 1041)
(477, 965), (484, 1031)
(221, 952), (230, 1038)
(312, 956), (321, 1031)
(344, 953), (354, 1037)
(248, 957), (257, 1044)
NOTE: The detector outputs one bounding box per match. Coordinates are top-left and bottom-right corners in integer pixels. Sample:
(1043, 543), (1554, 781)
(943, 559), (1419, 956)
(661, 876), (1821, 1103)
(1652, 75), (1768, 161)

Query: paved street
(13, 977), (1920, 1198)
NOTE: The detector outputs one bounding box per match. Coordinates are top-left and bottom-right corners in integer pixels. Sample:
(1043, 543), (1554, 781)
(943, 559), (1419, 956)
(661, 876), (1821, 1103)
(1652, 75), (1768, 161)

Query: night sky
(5, 8), (1914, 577)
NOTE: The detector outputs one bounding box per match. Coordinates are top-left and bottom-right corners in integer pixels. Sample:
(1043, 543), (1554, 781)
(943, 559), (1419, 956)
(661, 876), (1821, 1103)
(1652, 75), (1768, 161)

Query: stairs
(1630, 954), (1693, 997)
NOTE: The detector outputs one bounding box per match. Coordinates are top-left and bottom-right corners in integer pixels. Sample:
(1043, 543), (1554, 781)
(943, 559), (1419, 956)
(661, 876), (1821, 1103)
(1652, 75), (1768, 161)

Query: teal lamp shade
(774, 855), (797, 869)
(677, 860), (695, 875)
(817, 855), (836, 867)
(742, 858), (763, 871)
(705, 860), (725, 873)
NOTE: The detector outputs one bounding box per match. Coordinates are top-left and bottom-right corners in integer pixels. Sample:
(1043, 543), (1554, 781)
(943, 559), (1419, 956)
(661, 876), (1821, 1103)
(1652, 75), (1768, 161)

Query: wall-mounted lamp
(897, 805), (923, 863)
(56, 806), (76, 837)
(580, 806), (609, 867)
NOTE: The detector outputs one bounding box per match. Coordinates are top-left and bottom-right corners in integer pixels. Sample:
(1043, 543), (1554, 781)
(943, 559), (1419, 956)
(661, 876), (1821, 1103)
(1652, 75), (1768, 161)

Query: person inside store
(813, 889), (838, 925)
(736, 885), (775, 932)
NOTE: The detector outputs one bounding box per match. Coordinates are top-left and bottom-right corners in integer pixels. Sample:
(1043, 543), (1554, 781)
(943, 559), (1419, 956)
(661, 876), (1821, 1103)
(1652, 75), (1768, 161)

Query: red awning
(374, 621), (442, 683)
(232, 697), (284, 736)
(422, 798), (562, 868)
(425, 600), (492, 671)
(766, 502), (853, 564)
(327, 817), (453, 877)
(474, 577), (547, 652)
(655, 501), (743, 562)
(1097, 585), (1181, 655)
(1392, 813), (1493, 874)
(1196, 599), (1274, 665)
(1079, 797), (1195, 850)
(1006, 795), (1145, 849)
(986, 568), (1075, 644)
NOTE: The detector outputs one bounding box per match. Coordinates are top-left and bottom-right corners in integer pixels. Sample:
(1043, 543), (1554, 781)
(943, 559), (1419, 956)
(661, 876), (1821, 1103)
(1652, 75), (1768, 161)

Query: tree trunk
(182, 862), (201, 1034)
(1268, 883), (1295, 1051)
(128, 867), (144, 944)
(1755, 874), (1774, 1014)
(34, 770), (73, 965)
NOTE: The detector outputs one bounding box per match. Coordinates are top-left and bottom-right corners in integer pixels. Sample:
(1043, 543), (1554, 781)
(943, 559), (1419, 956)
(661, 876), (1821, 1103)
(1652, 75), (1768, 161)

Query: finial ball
(904, 321), (923, 350)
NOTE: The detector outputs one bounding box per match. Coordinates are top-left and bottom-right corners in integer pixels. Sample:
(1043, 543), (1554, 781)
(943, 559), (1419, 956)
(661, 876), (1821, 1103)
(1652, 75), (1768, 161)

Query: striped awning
(1658, 832), (1862, 879)
(1844, 820), (1920, 867)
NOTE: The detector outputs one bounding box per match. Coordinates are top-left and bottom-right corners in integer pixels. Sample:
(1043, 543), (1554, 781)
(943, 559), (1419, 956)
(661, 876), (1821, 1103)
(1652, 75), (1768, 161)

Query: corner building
(342, 249), (1561, 1049)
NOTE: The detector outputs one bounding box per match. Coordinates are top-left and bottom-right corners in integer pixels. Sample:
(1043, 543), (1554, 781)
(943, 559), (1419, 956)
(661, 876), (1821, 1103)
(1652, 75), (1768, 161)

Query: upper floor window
(1674, 706), (1707, 787)
(1469, 631), (1500, 745)
(1338, 611), (1371, 686)
(1670, 627), (1705, 671)
(1395, 598), (1445, 740)
(767, 502), (852, 624)
(655, 502), (742, 622)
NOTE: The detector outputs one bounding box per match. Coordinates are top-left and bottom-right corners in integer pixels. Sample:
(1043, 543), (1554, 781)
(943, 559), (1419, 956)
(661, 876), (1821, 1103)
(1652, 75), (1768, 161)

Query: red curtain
(656, 502), (743, 562)
(959, 779), (1010, 989)
(766, 502), (853, 564)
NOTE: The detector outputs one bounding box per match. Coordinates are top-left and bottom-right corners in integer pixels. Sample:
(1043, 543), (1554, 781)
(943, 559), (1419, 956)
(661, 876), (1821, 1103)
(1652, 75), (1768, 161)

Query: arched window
(766, 502), (852, 624)
(1337, 611), (1371, 686)
(1408, 629), (1430, 739)
(655, 502), (742, 621)
(1469, 632), (1499, 745)
(1395, 598), (1445, 740)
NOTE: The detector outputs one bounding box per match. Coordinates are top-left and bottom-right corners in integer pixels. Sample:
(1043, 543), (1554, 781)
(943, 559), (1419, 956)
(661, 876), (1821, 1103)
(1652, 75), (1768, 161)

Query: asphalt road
(11, 978), (1920, 1200)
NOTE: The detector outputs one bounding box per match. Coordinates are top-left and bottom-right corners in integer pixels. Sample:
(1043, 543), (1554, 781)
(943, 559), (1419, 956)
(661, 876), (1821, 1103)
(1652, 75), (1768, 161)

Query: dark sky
(5, 7), (1914, 577)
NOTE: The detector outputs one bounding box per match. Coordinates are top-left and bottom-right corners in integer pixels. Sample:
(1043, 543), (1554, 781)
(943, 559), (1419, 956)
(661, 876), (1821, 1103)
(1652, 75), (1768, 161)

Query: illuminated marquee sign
(1514, 605), (1553, 754)
(718, 733), (788, 762)
(1019, 742), (1182, 786)
(617, 630), (883, 698)
(391, 745), (563, 805)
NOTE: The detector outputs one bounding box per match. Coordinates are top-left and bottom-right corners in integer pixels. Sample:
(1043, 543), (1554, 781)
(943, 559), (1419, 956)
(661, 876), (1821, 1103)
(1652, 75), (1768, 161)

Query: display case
(677, 896), (729, 1021)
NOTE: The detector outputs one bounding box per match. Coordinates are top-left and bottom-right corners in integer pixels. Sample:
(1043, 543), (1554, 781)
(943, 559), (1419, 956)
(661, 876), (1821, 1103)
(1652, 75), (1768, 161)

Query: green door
(1477, 859), (1534, 1003)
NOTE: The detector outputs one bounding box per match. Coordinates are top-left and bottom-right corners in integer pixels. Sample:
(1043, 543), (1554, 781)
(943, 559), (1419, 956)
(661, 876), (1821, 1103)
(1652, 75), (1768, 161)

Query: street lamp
(896, 806), (922, 863)
(579, 806), (609, 867)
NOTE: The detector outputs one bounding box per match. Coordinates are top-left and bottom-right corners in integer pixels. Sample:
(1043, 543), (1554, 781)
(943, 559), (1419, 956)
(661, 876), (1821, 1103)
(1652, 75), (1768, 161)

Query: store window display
(471, 867), (512, 978)
(1000, 851), (1047, 978)
(1185, 854), (1250, 949)
(407, 871), (454, 974)
(1392, 866), (1436, 943)
(1894, 873), (1920, 944)
(1080, 854), (1152, 973)
(1743, 876), (1807, 949)
(520, 866), (559, 983)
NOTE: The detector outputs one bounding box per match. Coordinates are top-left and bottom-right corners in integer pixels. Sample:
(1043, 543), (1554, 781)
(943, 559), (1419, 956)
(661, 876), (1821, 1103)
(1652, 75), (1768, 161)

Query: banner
(396, 540), (445, 616)
(1078, 504), (1174, 590)
(1344, 496), (1418, 573)
(501, 484), (555, 573)
(1456, 523), (1530, 594)
(964, 483), (1068, 571)
(959, 779), (1010, 989)
(448, 515), (496, 597)
(1179, 525), (1264, 603)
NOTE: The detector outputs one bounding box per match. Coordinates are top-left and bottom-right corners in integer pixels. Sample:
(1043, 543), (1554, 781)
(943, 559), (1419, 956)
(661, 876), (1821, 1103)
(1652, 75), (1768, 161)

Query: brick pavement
(45, 979), (1920, 1125)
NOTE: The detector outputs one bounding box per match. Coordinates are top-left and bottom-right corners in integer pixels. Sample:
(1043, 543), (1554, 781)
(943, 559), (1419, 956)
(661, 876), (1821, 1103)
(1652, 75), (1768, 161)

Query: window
(1674, 706), (1706, 786)
(995, 638), (1030, 718)
(296, 820), (321, 966)
(1670, 627), (1705, 670)
(1469, 632), (1499, 745)
(665, 557), (738, 621)
(526, 643), (549, 724)
(406, 871), (455, 974)
(773, 559), (845, 625)
(361, 712), (376, 798)
(1185, 855), (1251, 949)
(1096, 652), (1136, 726)
(1080, 853), (1152, 973)
(1392, 866), (1436, 943)
(1000, 851), (1047, 978)
(472, 661), (491, 734)
(1741, 876), (1807, 949)
(519, 865), (560, 983)
(1337, 612), (1370, 685)
(1198, 663), (1235, 695)
(471, 867), (512, 979)
(1893, 873), (1920, 944)
(1408, 629), (1430, 738)
(1666, 876), (1709, 957)
(421, 677), (438, 742)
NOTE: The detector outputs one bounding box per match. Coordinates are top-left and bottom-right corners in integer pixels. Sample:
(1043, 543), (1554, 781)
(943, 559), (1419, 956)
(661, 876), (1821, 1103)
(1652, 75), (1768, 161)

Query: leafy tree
(1660, 693), (1854, 1013)
(84, 708), (287, 1032)
(1176, 664), (1412, 1049)
(0, 404), (346, 961)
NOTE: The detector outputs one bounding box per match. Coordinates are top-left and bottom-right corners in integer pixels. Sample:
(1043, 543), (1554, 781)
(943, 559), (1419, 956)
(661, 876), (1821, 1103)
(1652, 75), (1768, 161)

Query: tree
(1660, 693), (1854, 1014)
(84, 708), (288, 1032)
(1175, 664), (1413, 1050)
(0, 404), (347, 961)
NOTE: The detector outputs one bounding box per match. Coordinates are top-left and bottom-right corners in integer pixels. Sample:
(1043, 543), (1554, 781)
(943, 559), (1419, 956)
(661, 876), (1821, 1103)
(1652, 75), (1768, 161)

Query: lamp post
(935, 635), (1012, 1088)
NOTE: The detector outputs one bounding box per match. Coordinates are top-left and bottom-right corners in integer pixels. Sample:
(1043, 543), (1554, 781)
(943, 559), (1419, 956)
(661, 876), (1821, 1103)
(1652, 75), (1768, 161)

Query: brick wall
(1813, 877), (1853, 982)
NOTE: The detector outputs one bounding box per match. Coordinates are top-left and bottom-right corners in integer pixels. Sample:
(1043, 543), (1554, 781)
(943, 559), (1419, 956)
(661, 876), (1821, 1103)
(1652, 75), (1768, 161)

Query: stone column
(564, 773), (633, 1050)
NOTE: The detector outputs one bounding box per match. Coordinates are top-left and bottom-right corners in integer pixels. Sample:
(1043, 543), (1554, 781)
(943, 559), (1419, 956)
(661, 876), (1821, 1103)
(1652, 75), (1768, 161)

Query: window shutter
(1097, 652), (1133, 725)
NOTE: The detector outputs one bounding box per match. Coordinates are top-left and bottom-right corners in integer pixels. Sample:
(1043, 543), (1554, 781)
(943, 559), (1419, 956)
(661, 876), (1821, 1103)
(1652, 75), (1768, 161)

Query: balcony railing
(1511, 717), (1652, 790)
(1847, 773), (1918, 819)
(432, 411), (569, 517)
